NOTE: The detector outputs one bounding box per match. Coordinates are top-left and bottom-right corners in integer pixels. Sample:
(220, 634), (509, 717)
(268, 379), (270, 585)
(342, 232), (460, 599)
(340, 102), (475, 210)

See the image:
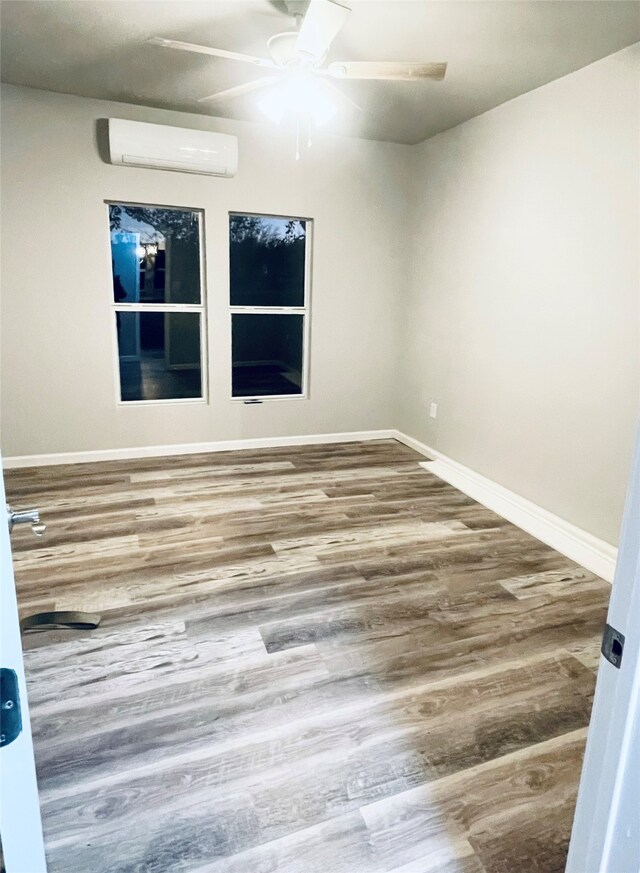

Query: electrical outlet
(429, 402), (438, 419)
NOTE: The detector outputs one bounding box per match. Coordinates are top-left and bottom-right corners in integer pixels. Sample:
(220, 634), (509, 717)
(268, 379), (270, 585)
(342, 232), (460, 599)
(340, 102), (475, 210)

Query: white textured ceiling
(1, 0), (639, 144)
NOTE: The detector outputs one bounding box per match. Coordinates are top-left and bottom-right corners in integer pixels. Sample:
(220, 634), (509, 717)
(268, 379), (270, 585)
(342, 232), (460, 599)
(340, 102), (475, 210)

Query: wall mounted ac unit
(107, 118), (238, 177)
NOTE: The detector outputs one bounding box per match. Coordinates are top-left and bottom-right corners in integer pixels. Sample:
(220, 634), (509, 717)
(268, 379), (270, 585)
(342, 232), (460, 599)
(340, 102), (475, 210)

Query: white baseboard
(2, 430), (396, 469)
(4, 426), (617, 582)
(392, 430), (618, 583)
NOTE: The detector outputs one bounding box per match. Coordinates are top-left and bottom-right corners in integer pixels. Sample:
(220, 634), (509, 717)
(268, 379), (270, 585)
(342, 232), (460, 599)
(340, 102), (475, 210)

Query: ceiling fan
(149, 0), (446, 149)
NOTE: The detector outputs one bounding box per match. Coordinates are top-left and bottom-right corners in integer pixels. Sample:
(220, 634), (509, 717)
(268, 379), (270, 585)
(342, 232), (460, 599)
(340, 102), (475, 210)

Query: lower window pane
(116, 312), (202, 401)
(232, 314), (304, 397)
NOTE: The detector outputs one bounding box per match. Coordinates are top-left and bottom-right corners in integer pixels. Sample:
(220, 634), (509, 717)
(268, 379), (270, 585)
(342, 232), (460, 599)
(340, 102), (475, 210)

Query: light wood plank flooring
(5, 439), (611, 873)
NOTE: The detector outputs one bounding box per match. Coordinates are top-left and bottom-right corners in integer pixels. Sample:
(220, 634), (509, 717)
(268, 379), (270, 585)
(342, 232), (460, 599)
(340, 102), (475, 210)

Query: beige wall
(0, 85), (410, 455)
(397, 44), (640, 545)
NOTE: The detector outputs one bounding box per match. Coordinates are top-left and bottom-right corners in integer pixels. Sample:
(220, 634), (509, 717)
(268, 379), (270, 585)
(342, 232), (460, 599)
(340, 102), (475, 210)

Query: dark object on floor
(20, 611), (101, 633)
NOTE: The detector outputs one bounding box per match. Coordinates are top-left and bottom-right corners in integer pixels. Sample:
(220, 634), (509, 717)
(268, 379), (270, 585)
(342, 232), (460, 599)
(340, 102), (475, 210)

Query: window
(229, 213), (310, 399)
(108, 203), (206, 403)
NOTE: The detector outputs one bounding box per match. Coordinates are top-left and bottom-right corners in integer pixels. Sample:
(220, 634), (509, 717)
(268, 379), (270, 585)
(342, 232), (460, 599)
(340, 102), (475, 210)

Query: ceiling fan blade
(322, 79), (363, 113)
(199, 76), (283, 103)
(148, 37), (276, 69)
(295, 0), (351, 64)
(325, 61), (447, 81)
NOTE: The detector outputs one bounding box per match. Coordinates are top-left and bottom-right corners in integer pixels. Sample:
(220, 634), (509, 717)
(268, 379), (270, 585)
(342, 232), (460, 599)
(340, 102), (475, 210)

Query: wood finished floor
(5, 439), (611, 873)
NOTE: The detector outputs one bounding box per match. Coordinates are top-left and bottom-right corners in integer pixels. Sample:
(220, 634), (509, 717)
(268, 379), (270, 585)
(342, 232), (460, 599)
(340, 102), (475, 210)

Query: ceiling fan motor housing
(267, 32), (314, 67)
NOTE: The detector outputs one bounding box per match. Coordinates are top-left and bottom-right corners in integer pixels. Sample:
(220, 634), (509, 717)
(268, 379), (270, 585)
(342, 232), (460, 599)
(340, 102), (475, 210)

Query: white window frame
(107, 201), (208, 406)
(229, 211), (312, 403)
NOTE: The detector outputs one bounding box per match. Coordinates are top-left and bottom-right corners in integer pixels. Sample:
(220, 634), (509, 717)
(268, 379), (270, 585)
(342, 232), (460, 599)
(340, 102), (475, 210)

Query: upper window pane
(230, 214), (306, 307)
(109, 204), (202, 305)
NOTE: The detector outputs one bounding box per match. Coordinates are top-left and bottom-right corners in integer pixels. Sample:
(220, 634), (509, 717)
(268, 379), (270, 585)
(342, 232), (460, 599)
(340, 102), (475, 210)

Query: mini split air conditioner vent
(107, 118), (238, 178)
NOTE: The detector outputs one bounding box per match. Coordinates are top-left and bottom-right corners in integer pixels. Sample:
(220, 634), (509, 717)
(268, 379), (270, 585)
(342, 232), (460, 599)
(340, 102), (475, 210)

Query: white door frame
(0, 462), (47, 872)
(566, 425), (640, 873)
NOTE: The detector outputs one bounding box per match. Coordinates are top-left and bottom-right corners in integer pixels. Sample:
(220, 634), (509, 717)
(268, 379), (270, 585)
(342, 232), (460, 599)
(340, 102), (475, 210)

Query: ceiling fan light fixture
(258, 74), (337, 127)
(258, 87), (288, 125)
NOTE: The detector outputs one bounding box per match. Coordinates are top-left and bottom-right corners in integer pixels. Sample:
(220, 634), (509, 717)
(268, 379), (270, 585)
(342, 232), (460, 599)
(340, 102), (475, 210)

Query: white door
(0, 462), (47, 872)
(566, 425), (640, 873)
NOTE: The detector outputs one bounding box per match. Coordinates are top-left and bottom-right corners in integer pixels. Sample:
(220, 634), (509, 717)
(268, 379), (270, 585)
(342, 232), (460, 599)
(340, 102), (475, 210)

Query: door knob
(6, 506), (46, 537)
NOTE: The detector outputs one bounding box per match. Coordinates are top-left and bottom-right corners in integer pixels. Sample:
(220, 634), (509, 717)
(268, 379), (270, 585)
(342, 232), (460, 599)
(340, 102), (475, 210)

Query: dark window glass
(109, 205), (201, 304)
(116, 312), (202, 402)
(232, 314), (304, 397)
(229, 215), (306, 307)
